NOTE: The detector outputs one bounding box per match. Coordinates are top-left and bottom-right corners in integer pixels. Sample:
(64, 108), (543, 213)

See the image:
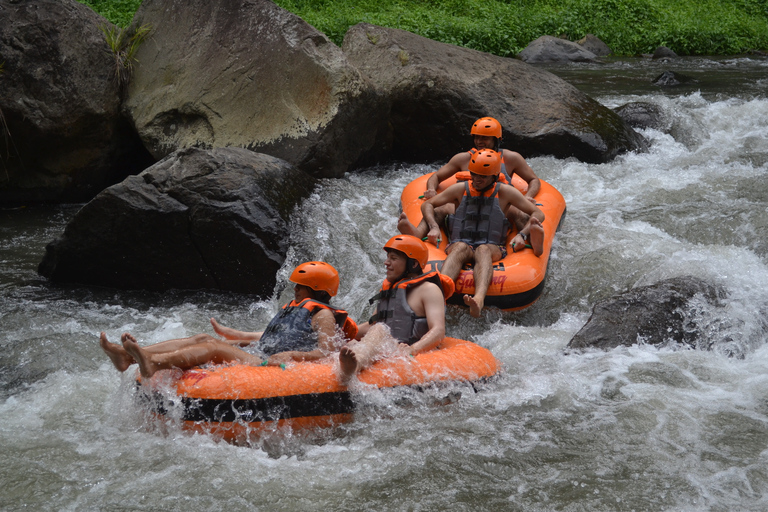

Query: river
(1, 56), (767, 511)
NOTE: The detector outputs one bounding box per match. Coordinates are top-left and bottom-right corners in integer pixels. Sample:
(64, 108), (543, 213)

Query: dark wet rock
(576, 34), (612, 57)
(38, 147), (316, 294)
(343, 24), (645, 164)
(518, 35), (602, 64)
(652, 46), (678, 60)
(0, 0), (153, 204)
(567, 276), (726, 351)
(613, 102), (671, 131)
(653, 70), (697, 87)
(124, 0), (388, 179)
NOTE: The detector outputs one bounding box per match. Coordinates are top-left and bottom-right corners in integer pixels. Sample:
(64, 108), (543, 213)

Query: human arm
(354, 321), (371, 340)
(424, 153), (469, 199)
(210, 317), (262, 347)
(500, 184), (544, 225)
(400, 283), (446, 355)
(503, 150), (540, 202)
(421, 183), (463, 245)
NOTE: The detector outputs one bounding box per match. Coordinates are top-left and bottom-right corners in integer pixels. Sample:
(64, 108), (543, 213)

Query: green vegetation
(79, 0), (143, 28)
(99, 23), (151, 90)
(78, 0), (768, 56)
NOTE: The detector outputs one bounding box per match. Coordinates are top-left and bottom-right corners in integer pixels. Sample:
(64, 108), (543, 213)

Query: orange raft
(136, 337), (499, 440)
(400, 172), (566, 311)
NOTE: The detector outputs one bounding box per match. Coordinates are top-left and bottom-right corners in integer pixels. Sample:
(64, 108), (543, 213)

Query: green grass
(78, 0), (768, 56)
(79, 0), (143, 28)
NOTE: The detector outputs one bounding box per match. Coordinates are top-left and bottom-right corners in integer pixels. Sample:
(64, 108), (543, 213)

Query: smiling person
(420, 149), (545, 317)
(399, 116), (541, 235)
(338, 235), (453, 383)
(100, 261), (357, 378)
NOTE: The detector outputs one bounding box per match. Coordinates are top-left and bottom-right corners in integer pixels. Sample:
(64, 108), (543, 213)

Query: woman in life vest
(338, 235), (453, 383)
(100, 261), (357, 379)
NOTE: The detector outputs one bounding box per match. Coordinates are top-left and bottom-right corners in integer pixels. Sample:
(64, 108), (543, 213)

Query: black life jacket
(260, 299), (357, 356)
(447, 181), (510, 246)
(368, 272), (454, 345)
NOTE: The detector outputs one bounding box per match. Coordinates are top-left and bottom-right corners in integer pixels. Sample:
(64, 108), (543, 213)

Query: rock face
(38, 148), (316, 294)
(577, 34), (612, 57)
(614, 102), (670, 131)
(342, 23), (646, 164)
(652, 71), (696, 87)
(124, 0), (387, 179)
(518, 35), (602, 64)
(567, 277), (725, 351)
(0, 0), (153, 204)
(652, 46), (678, 60)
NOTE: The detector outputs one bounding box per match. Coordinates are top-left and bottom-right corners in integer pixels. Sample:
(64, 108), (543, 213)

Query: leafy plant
(99, 23), (151, 91)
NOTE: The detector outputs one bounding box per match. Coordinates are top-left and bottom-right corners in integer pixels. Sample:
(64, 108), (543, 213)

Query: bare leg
(338, 324), (395, 383)
(441, 242), (474, 282)
(338, 346), (359, 383)
(462, 244), (501, 318)
(397, 213), (424, 237)
(122, 337), (163, 379)
(399, 205), (455, 241)
(210, 318), (260, 345)
(528, 217), (545, 257)
(505, 204), (529, 232)
(100, 332), (134, 372)
(122, 332), (220, 354)
(123, 337), (263, 379)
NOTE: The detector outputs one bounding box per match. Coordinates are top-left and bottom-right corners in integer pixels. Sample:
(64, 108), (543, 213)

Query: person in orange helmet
(338, 235), (453, 383)
(399, 116), (541, 237)
(420, 149), (545, 317)
(100, 261), (358, 378)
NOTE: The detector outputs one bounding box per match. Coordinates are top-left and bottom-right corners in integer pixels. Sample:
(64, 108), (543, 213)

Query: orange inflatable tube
(400, 172), (566, 311)
(136, 337), (499, 442)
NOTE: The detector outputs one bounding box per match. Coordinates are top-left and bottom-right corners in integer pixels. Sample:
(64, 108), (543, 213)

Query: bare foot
(99, 332), (134, 372)
(210, 317), (232, 339)
(338, 346), (359, 383)
(397, 212), (418, 236)
(463, 294), (483, 318)
(122, 336), (159, 379)
(529, 217), (545, 257)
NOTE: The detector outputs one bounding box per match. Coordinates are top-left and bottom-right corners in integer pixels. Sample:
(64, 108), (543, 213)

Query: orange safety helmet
(471, 117), (502, 138)
(290, 261), (339, 297)
(468, 149), (502, 176)
(383, 235), (429, 270)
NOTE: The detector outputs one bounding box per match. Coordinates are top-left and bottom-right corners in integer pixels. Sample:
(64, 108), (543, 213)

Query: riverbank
(79, 0), (768, 56)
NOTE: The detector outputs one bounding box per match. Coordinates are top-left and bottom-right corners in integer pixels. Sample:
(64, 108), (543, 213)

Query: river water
(2, 56), (768, 511)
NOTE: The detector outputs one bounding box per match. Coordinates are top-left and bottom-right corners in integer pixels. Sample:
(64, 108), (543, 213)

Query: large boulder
(124, 0), (388, 179)
(567, 276), (726, 351)
(577, 34), (612, 57)
(342, 23), (645, 164)
(38, 147), (316, 294)
(0, 0), (153, 204)
(652, 70), (697, 87)
(518, 35), (602, 64)
(613, 102), (671, 131)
